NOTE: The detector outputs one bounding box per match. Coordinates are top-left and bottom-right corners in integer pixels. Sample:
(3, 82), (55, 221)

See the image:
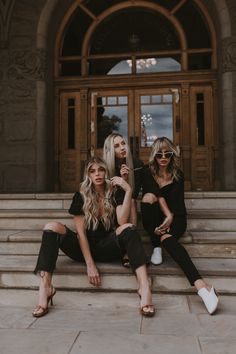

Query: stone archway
(212, 0), (235, 190)
(36, 0), (234, 191)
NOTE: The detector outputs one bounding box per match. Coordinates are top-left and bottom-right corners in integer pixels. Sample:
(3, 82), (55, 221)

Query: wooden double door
(57, 85), (217, 191)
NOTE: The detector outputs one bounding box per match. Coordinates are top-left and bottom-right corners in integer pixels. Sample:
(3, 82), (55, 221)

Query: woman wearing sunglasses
(141, 137), (219, 314)
(32, 157), (155, 318)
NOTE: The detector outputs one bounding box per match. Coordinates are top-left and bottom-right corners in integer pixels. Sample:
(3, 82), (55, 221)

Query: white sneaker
(198, 287), (219, 315)
(150, 247), (162, 265)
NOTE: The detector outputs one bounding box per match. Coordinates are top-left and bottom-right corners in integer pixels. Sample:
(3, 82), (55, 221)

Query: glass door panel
(140, 95), (173, 147)
(135, 89), (177, 163)
(91, 90), (130, 156)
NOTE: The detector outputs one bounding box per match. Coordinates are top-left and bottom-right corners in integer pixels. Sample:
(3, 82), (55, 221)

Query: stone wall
(0, 0), (47, 192)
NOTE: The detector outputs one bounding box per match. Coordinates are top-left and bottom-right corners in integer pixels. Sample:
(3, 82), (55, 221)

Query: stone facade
(0, 0), (236, 191)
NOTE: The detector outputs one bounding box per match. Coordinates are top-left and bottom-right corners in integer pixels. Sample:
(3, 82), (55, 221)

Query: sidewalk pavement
(0, 289), (236, 354)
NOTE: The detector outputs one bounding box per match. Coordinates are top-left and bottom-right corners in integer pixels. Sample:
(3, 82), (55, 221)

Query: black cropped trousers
(141, 202), (201, 285)
(34, 226), (147, 274)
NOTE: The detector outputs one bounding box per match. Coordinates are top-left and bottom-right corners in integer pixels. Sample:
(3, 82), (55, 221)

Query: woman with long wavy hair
(103, 133), (143, 224)
(32, 157), (155, 318)
(103, 133), (144, 268)
(141, 137), (219, 315)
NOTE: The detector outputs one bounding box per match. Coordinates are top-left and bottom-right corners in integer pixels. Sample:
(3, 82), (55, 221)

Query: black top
(115, 157), (144, 199)
(142, 166), (187, 216)
(68, 189), (124, 240)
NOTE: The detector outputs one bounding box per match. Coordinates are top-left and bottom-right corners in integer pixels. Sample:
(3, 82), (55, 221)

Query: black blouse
(68, 189), (125, 240)
(142, 166), (187, 216)
(115, 157), (144, 199)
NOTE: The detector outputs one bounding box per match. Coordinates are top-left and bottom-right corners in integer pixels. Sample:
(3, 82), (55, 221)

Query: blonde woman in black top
(32, 157), (155, 318)
(103, 133), (143, 267)
(103, 133), (144, 225)
(141, 137), (219, 315)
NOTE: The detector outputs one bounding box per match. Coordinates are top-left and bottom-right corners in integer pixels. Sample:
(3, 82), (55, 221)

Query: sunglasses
(155, 151), (173, 159)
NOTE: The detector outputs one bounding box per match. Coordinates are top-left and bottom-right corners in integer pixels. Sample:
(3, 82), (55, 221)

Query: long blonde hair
(103, 133), (134, 189)
(149, 137), (181, 180)
(80, 157), (115, 231)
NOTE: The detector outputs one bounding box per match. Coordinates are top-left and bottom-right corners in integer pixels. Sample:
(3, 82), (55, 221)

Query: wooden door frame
(55, 75), (218, 191)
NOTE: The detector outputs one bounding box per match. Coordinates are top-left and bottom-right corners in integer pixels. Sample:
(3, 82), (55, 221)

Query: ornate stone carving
(0, 0), (16, 48)
(7, 49), (47, 80)
(222, 37), (236, 72)
(0, 48), (46, 81)
(8, 80), (36, 99)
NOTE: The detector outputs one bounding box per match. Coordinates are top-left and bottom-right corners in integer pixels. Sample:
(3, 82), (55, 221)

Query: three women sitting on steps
(32, 137), (219, 317)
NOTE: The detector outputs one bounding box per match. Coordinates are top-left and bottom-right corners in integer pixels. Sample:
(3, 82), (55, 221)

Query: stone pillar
(221, 37), (236, 190)
(0, 48), (46, 191)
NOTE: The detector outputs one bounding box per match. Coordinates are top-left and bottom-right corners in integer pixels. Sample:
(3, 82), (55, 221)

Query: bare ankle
(40, 271), (52, 288)
(194, 279), (210, 291)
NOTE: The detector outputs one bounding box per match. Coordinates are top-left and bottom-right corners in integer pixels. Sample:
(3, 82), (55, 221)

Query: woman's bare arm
(111, 176), (133, 225)
(74, 215), (101, 287)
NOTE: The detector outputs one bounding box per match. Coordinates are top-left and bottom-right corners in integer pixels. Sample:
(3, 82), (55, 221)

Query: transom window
(57, 0), (215, 77)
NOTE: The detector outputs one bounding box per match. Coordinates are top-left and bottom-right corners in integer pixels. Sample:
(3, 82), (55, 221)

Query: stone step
(1, 241), (236, 259)
(0, 255), (236, 294)
(1, 230), (236, 243)
(1, 210), (236, 230)
(1, 230), (236, 258)
(1, 192), (236, 210)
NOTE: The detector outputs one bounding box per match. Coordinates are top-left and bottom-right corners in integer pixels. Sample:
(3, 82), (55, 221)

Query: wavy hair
(80, 157), (115, 231)
(149, 137), (181, 181)
(103, 133), (134, 190)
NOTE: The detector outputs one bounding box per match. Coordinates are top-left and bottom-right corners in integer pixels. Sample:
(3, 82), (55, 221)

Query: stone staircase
(0, 192), (236, 294)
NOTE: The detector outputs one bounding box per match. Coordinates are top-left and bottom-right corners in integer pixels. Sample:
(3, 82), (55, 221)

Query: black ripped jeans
(141, 201), (201, 285)
(34, 226), (147, 274)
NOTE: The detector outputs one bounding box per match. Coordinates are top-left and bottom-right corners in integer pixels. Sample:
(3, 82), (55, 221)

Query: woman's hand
(120, 164), (129, 180)
(154, 213), (173, 236)
(111, 176), (132, 193)
(86, 262), (101, 287)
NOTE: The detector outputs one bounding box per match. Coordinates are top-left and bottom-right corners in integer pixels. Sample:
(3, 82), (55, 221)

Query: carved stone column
(221, 37), (236, 190)
(0, 49), (46, 191)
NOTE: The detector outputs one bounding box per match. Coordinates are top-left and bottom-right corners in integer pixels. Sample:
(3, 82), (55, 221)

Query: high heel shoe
(32, 286), (56, 318)
(137, 291), (155, 317)
(198, 287), (219, 315)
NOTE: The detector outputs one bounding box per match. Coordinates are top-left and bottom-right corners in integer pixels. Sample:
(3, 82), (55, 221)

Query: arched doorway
(54, 0), (219, 191)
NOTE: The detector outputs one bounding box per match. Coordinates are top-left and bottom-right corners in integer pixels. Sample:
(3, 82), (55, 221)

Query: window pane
(68, 104), (75, 149)
(107, 97), (117, 105)
(196, 94), (205, 145)
(118, 96), (128, 104)
(141, 96), (150, 104)
(188, 53), (211, 70)
(89, 59), (132, 75)
(151, 95), (162, 104)
(96, 96), (128, 148)
(61, 61), (81, 76)
(163, 95), (173, 103)
(62, 8), (92, 56)
(90, 9), (180, 55)
(176, 1), (211, 49)
(140, 104), (173, 147)
(136, 57), (181, 73)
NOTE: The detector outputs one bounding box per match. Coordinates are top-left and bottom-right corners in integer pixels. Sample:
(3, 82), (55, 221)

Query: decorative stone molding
(0, 0), (16, 48)
(0, 48), (47, 81)
(7, 49), (47, 80)
(222, 37), (236, 72)
(0, 50), (43, 106)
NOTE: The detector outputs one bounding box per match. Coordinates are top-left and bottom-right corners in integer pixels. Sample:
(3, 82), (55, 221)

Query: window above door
(56, 0), (216, 77)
